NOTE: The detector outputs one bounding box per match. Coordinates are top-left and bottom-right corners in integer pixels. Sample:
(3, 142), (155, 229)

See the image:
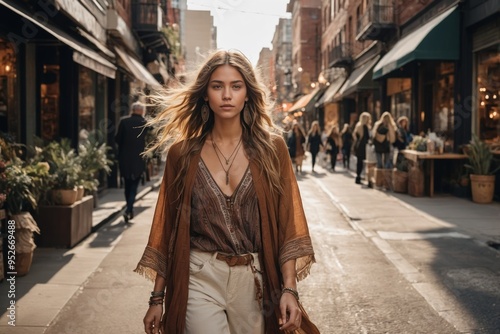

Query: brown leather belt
(216, 253), (254, 267)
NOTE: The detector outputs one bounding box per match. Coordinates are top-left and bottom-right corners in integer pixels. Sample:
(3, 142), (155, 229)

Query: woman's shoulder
(166, 139), (193, 160)
(271, 133), (289, 151)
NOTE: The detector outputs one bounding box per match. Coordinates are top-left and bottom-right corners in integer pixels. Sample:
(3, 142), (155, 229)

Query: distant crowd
(285, 112), (412, 185)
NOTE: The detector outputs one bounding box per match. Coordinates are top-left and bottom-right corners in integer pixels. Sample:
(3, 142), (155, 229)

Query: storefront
(335, 53), (380, 126)
(314, 72), (346, 129)
(373, 5), (460, 147)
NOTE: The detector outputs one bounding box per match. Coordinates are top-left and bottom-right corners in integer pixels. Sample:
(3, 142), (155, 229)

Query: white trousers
(185, 250), (264, 334)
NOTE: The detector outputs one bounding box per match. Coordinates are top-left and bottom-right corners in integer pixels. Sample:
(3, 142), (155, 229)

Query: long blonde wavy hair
(146, 49), (283, 198)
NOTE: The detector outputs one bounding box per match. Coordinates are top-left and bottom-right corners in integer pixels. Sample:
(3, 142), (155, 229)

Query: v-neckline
(199, 158), (250, 198)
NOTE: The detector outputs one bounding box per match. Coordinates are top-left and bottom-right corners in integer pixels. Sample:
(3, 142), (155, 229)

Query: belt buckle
(227, 256), (238, 266)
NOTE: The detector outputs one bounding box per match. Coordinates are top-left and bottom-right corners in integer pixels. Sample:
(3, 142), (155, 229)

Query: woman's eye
(212, 85), (222, 89)
(233, 85), (242, 89)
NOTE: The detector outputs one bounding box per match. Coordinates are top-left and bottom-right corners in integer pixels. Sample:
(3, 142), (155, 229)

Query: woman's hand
(279, 292), (302, 331)
(144, 305), (163, 334)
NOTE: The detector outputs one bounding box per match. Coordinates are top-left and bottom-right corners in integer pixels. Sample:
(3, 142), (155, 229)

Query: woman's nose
(222, 88), (231, 100)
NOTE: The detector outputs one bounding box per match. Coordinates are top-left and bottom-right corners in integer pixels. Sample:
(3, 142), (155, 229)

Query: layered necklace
(211, 134), (243, 185)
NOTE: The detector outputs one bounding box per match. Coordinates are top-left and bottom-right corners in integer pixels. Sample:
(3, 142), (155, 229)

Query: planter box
(408, 163), (424, 197)
(374, 168), (392, 190)
(393, 170), (408, 193)
(35, 196), (93, 248)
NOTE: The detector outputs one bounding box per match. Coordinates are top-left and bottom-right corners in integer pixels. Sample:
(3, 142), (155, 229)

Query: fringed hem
(133, 264), (159, 282)
(296, 254), (315, 281)
(133, 246), (168, 281)
(279, 236), (315, 281)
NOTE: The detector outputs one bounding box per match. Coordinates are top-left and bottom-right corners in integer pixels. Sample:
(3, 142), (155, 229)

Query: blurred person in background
(307, 120), (324, 173)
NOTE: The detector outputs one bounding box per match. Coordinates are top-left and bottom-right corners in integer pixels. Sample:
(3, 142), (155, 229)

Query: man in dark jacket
(115, 101), (147, 222)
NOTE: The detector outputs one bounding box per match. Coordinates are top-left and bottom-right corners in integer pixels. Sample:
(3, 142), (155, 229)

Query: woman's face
(206, 64), (247, 121)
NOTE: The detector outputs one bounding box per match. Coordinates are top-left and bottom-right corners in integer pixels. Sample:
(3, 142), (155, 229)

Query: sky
(187, 0), (291, 66)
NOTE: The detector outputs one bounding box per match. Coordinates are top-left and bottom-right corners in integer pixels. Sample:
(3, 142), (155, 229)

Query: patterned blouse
(190, 159), (261, 255)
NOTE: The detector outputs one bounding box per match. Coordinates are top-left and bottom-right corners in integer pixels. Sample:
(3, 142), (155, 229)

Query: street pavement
(1, 156), (500, 333)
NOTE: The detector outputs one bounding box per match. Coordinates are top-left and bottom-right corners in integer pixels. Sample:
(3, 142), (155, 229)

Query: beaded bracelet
(282, 287), (299, 301)
(149, 296), (164, 306)
(148, 299), (163, 306)
(151, 290), (165, 298)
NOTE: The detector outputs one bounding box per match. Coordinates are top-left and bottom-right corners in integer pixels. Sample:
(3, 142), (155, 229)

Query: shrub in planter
(464, 135), (500, 204)
(77, 133), (113, 195)
(39, 139), (81, 205)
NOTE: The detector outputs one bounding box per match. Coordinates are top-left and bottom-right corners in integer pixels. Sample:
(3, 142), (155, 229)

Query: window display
(40, 64), (60, 141)
(433, 62), (454, 138)
(78, 66), (96, 144)
(387, 78), (411, 120)
(476, 45), (500, 142)
(0, 38), (19, 139)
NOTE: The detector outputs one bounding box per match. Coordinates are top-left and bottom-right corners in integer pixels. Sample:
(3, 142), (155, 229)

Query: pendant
(226, 171), (229, 185)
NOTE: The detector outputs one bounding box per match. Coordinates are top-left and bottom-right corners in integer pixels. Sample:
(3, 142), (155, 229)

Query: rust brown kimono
(135, 135), (319, 334)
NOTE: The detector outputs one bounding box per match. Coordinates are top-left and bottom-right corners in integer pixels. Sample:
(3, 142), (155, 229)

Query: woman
(307, 120), (323, 172)
(372, 111), (397, 169)
(394, 116), (412, 151)
(287, 122), (306, 173)
(393, 116), (411, 165)
(353, 112), (372, 184)
(135, 50), (319, 334)
(340, 123), (353, 170)
(326, 125), (341, 171)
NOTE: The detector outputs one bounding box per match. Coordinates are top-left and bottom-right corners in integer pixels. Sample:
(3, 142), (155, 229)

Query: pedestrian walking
(326, 125), (341, 171)
(134, 50), (319, 334)
(340, 123), (353, 169)
(394, 116), (412, 166)
(287, 121), (306, 173)
(372, 111), (397, 169)
(115, 101), (147, 222)
(353, 112), (372, 184)
(307, 120), (323, 172)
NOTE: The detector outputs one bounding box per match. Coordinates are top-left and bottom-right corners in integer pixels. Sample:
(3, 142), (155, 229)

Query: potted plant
(393, 157), (409, 193)
(77, 133), (113, 201)
(42, 139), (81, 205)
(0, 156), (43, 276)
(464, 135), (500, 204)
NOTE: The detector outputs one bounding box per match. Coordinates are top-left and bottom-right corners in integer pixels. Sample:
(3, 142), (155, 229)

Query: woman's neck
(211, 120), (243, 141)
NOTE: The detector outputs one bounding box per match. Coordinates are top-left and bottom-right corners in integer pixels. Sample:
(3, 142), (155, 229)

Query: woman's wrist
(281, 287), (299, 301)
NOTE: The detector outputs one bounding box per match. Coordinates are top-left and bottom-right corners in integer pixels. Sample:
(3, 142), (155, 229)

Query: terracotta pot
(52, 188), (78, 206)
(76, 186), (84, 201)
(470, 174), (495, 204)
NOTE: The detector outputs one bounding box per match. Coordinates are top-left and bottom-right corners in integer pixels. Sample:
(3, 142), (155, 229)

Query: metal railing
(329, 43), (352, 66)
(357, 4), (394, 39)
(132, 1), (160, 31)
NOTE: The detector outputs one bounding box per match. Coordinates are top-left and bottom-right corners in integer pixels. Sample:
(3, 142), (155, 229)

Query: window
(476, 45), (500, 141)
(78, 66), (96, 145)
(387, 78), (411, 121)
(433, 62), (454, 138)
(0, 37), (19, 139)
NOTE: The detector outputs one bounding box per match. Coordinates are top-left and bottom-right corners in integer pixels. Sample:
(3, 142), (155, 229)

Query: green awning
(373, 6), (459, 79)
(338, 55), (380, 97)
